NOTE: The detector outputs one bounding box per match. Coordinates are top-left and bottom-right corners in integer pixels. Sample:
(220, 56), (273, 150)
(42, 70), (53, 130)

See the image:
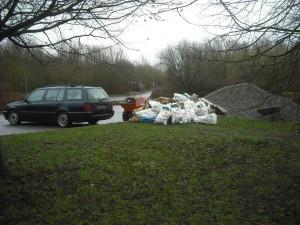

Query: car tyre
(89, 120), (98, 125)
(122, 111), (132, 121)
(8, 111), (21, 125)
(57, 112), (71, 128)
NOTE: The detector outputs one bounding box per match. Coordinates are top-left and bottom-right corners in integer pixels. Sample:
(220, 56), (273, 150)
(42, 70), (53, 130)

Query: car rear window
(66, 89), (83, 101)
(86, 88), (109, 101)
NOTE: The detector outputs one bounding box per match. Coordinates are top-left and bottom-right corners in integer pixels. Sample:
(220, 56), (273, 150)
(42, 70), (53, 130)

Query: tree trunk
(0, 139), (4, 177)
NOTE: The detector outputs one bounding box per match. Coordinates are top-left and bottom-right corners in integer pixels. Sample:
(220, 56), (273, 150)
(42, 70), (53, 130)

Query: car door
(39, 89), (65, 122)
(20, 89), (47, 121)
(64, 88), (84, 121)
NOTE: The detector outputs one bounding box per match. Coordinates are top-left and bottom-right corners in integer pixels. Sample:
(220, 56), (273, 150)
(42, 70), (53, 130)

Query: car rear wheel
(88, 120), (98, 125)
(57, 112), (70, 128)
(8, 111), (20, 125)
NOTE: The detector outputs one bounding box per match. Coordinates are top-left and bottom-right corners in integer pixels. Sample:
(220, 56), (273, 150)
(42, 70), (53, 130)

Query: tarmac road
(0, 92), (151, 136)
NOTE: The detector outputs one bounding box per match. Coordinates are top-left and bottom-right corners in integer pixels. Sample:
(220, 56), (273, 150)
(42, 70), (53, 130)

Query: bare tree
(0, 0), (196, 54)
(199, 0), (300, 58)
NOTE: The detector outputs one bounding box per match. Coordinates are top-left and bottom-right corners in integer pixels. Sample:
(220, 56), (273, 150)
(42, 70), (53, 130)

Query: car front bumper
(2, 110), (9, 120)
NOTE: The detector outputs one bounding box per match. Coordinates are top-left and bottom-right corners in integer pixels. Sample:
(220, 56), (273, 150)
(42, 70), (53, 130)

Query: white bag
(194, 113), (217, 125)
(184, 100), (195, 111)
(173, 93), (189, 103)
(184, 93), (191, 99)
(154, 104), (171, 125)
(182, 110), (193, 123)
(149, 100), (162, 113)
(171, 108), (185, 124)
(135, 108), (158, 118)
(184, 100), (196, 123)
(195, 100), (209, 116)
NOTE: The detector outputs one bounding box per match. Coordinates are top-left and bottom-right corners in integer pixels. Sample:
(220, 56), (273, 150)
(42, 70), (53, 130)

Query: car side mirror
(23, 97), (28, 103)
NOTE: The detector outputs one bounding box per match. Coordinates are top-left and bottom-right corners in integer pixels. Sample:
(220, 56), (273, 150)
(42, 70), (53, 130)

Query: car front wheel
(8, 111), (20, 125)
(57, 112), (70, 128)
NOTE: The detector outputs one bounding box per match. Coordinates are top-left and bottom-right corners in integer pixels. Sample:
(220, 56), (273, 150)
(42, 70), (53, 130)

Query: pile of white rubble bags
(131, 93), (221, 125)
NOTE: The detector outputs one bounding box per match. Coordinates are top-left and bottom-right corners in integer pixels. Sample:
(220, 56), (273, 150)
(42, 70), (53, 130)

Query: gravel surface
(205, 83), (300, 120)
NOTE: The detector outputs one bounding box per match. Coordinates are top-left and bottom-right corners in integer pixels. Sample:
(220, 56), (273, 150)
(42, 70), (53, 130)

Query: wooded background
(0, 0), (299, 103)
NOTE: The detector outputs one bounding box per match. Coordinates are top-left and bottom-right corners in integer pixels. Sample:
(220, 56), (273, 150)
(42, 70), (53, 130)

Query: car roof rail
(44, 84), (80, 87)
(45, 84), (65, 87)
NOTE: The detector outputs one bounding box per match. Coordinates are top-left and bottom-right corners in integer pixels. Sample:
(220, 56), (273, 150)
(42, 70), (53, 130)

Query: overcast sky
(117, 5), (214, 65)
(80, 1), (223, 65)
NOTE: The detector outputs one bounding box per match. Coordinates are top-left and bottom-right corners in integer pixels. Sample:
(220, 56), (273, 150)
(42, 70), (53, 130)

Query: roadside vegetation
(0, 42), (164, 109)
(2, 37), (299, 111)
(159, 39), (300, 100)
(0, 42), (163, 100)
(1, 117), (299, 225)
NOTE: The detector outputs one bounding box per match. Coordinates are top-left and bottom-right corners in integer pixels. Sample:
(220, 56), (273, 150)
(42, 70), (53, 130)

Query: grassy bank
(1, 117), (299, 225)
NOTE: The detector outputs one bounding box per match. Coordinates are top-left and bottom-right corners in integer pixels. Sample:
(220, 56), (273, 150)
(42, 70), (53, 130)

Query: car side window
(45, 89), (60, 101)
(57, 89), (65, 101)
(66, 89), (82, 101)
(27, 89), (46, 102)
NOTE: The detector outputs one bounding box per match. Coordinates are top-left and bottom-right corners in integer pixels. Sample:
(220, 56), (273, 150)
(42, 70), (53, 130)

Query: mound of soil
(205, 83), (300, 120)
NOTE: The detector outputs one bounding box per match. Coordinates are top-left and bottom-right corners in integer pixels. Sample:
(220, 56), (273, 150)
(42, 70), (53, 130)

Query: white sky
(117, 6), (215, 65)
(29, 3), (216, 65)
(79, 1), (223, 65)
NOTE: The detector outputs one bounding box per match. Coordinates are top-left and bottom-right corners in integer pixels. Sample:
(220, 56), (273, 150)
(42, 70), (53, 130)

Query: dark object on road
(257, 106), (280, 120)
(257, 106), (280, 116)
(118, 81), (147, 121)
(120, 96), (147, 121)
(3, 85), (114, 127)
(201, 98), (227, 115)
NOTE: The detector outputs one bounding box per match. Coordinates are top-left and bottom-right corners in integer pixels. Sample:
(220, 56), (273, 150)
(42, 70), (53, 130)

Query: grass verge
(0, 117), (299, 225)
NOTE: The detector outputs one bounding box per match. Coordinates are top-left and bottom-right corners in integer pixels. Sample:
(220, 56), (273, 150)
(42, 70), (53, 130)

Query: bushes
(0, 93), (23, 109)
(0, 42), (164, 95)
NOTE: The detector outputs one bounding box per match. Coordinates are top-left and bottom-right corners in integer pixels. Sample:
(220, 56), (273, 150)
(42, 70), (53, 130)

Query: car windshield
(27, 89), (46, 102)
(86, 88), (109, 101)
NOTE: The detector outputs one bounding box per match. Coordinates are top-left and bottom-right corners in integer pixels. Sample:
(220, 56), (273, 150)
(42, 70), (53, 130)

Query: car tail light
(83, 103), (91, 112)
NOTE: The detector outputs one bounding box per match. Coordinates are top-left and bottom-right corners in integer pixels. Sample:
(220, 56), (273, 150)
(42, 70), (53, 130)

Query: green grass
(1, 117), (299, 225)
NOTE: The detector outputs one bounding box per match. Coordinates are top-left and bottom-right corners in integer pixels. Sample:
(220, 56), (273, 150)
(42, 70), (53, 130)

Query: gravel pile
(205, 83), (300, 120)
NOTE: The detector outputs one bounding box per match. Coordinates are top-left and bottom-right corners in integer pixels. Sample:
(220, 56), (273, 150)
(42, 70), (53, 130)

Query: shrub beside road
(0, 117), (299, 225)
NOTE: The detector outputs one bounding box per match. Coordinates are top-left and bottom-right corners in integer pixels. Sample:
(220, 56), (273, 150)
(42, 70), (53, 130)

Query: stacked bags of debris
(130, 93), (224, 125)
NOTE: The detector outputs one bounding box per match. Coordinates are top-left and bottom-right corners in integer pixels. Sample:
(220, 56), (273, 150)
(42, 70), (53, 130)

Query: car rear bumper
(68, 111), (114, 122)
